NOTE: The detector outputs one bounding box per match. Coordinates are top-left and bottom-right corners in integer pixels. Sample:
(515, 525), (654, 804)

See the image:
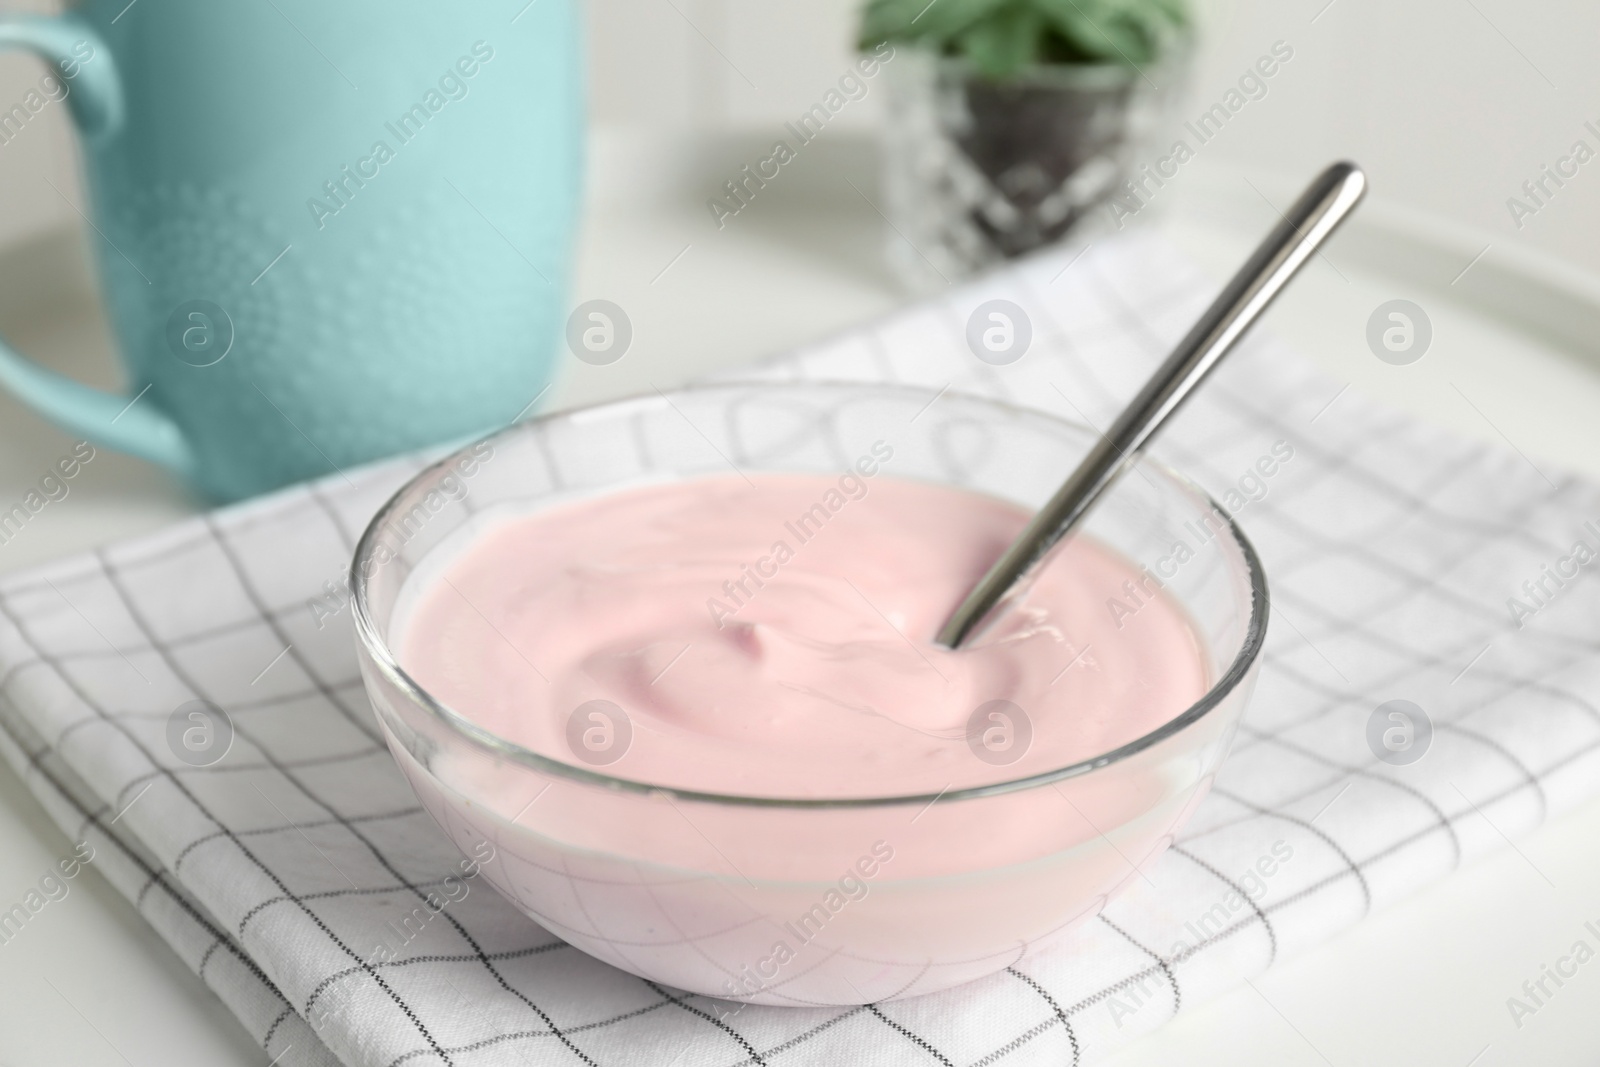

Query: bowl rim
(351, 380), (1270, 810)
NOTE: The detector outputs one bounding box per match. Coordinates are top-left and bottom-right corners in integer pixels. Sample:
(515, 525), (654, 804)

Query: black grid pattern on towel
(1, 231), (1597, 1067)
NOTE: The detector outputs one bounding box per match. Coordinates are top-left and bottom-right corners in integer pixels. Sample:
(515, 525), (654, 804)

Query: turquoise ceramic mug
(0, 0), (582, 501)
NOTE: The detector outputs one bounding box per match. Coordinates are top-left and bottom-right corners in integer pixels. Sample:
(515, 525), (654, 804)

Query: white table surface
(1, 129), (1597, 1066)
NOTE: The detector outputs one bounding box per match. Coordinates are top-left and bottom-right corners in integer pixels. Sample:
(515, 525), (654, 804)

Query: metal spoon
(937, 161), (1367, 649)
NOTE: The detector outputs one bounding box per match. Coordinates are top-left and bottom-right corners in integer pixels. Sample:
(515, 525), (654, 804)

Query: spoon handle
(937, 161), (1367, 649)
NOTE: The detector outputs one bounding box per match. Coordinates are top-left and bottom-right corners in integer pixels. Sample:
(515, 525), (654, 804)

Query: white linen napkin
(2, 230), (1597, 1067)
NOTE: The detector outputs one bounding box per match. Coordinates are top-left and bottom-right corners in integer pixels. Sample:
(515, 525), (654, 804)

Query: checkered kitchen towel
(2, 229), (1598, 1067)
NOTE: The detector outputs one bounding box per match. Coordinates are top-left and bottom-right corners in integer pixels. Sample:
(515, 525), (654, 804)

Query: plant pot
(880, 47), (1186, 291)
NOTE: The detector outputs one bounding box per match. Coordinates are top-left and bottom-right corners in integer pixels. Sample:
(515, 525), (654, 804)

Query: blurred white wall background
(586, 0), (1600, 273)
(0, 0), (1595, 271)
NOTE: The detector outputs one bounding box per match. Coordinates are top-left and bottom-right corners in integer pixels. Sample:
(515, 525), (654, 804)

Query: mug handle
(0, 17), (193, 477)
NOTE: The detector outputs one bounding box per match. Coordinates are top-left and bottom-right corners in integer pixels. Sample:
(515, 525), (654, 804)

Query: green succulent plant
(858, 0), (1190, 80)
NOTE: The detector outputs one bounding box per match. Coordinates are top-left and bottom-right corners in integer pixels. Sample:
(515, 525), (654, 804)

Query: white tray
(1, 138), (1596, 1066)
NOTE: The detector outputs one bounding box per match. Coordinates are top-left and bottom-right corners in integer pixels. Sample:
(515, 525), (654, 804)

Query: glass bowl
(351, 382), (1267, 1006)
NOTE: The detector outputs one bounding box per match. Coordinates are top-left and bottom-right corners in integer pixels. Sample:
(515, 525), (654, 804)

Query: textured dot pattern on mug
(113, 185), (309, 364)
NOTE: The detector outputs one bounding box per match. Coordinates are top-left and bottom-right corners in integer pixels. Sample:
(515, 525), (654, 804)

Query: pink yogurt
(399, 472), (1207, 797)
(389, 472), (1217, 1003)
